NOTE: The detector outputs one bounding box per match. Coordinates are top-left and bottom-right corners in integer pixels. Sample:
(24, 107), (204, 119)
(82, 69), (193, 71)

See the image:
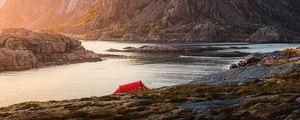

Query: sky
(0, 0), (5, 8)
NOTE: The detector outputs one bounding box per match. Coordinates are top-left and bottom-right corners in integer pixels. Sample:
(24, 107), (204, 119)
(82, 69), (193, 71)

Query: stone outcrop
(196, 63), (300, 84)
(193, 48), (300, 84)
(247, 26), (300, 43)
(0, 28), (102, 72)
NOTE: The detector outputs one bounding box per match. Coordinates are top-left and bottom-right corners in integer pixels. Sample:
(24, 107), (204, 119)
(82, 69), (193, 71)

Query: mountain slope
(0, 0), (97, 30)
(59, 0), (300, 42)
(0, 0), (299, 43)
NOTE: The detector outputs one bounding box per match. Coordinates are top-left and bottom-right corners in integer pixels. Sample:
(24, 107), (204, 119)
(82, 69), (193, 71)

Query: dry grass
(281, 48), (300, 59)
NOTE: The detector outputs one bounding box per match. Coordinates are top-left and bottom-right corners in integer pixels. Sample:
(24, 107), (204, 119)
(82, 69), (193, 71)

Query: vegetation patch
(281, 48), (300, 58)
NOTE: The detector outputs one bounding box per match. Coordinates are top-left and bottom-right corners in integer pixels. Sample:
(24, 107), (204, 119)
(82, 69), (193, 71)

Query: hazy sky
(0, 0), (5, 8)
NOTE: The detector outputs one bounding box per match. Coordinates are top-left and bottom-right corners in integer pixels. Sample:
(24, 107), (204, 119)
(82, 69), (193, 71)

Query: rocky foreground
(0, 28), (102, 72)
(0, 48), (299, 120)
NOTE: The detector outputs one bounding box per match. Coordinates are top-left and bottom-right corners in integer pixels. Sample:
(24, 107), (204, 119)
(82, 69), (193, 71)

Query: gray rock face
(193, 63), (300, 84)
(60, 0), (300, 43)
(194, 50), (300, 84)
(0, 49), (38, 71)
(0, 0), (299, 43)
(247, 26), (299, 43)
(185, 23), (227, 42)
(0, 28), (102, 72)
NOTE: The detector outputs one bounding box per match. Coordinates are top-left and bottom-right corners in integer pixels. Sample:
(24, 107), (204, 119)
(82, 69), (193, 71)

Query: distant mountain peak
(0, 0), (300, 43)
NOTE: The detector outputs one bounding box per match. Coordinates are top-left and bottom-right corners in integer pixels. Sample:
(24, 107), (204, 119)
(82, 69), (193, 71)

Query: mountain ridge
(0, 0), (97, 30)
(57, 0), (300, 43)
(0, 0), (300, 43)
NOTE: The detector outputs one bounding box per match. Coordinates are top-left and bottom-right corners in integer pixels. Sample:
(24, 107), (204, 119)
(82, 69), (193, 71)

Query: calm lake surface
(0, 41), (298, 107)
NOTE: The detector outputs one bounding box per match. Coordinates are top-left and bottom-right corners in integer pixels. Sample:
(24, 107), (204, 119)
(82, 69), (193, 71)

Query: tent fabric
(113, 80), (149, 94)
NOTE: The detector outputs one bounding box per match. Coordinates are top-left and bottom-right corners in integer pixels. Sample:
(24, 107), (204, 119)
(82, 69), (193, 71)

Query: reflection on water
(0, 41), (298, 107)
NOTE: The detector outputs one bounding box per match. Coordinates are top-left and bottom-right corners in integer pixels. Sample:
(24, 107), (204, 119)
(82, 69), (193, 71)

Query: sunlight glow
(0, 0), (5, 8)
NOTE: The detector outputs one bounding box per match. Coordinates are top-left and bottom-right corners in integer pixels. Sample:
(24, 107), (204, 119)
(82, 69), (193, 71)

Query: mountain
(58, 0), (300, 43)
(0, 0), (97, 30)
(0, 0), (300, 43)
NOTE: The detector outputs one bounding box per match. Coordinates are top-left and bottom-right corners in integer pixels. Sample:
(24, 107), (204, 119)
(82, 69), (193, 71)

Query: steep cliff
(0, 0), (97, 30)
(59, 0), (300, 43)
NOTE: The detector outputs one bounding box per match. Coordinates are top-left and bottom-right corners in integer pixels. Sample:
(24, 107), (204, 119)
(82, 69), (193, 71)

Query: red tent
(113, 80), (149, 94)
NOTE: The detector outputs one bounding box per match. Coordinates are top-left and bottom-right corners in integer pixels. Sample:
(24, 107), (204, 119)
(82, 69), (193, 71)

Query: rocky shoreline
(0, 28), (102, 72)
(0, 48), (299, 120)
(107, 45), (250, 57)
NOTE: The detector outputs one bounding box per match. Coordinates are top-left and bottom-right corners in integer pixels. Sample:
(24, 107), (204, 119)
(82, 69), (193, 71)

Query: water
(0, 41), (298, 107)
(218, 43), (300, 53)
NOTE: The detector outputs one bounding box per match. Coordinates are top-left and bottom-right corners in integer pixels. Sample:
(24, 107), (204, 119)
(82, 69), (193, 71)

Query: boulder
(244, 53), (265, 64)
(230, 64), (238, 69)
